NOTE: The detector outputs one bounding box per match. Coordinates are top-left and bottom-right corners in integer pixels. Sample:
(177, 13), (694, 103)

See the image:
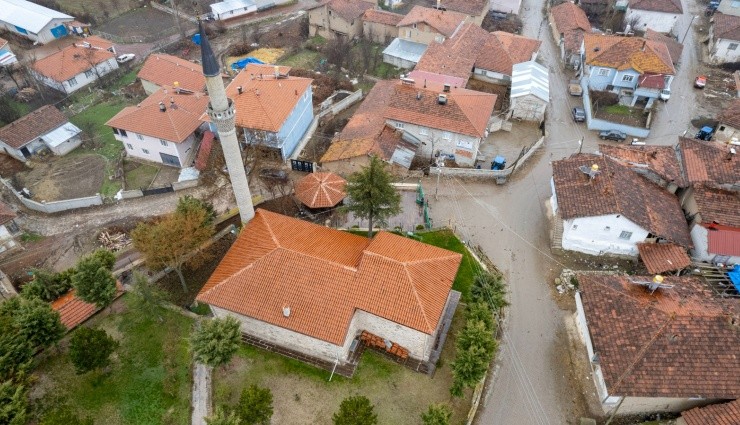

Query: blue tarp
(728, 265), (740, 292)
(192, 33), (201, 45)
(230, 57), (264, 70)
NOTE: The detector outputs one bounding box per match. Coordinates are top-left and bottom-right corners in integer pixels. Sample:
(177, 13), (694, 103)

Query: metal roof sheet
(0, 0), (72, 33)
(382, 38), (428, 64)
(42, 122), (81, 148)
(510, 60), (549, 102)
(210, 0), (255, 14)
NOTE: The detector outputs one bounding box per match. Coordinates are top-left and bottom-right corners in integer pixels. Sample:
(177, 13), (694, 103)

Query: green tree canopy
(190, 316), (241, 367)
(20, 269), (72, 302)
(343, 156), (401, 238)
(421, 403), (452, 425)
(176, 195), (216, 227)
(13, 297), (65, 350)
(0, 379), (27, 425)
(471, 271), (508, 312)
(0, 315), (33, 382)
(205, 406), (241, 425)
(68, 327), (119, 374)
(72, 249), (117, 309)
(236, 385), (273, 425)
(332, 395), (378, 425)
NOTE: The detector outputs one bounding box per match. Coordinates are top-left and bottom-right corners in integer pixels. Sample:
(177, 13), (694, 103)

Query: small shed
(510, 60), (549, 122)
(295, 172), (346, 209)
(210, 0), (257, 21)
(382, 38), (427, 69)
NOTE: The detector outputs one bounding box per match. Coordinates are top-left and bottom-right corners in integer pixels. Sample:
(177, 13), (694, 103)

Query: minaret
(199, 22), (255, 223)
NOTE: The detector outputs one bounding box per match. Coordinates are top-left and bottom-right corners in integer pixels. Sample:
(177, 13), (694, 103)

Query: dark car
(598, 130), (627, 141)
(572, 107), (586, 122)
(259, 168), (288, 182)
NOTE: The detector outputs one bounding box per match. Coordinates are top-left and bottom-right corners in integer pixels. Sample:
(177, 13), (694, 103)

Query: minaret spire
(199, 21), (255, 223)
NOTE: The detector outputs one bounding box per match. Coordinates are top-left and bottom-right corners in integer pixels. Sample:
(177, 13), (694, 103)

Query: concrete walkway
(191, 362), (211, 425)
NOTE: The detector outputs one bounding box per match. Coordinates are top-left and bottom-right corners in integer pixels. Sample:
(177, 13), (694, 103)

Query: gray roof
(382, 38), (428, 64)
(199, 21), (220, 77)
(0, 0), (72, 33)
(211, 0), (255, 14)
(510, 60), (549, 102)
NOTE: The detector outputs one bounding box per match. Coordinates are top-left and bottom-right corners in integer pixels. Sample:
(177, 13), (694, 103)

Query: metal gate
(142, 184), (174, 196)
(290, 159), (313, 172)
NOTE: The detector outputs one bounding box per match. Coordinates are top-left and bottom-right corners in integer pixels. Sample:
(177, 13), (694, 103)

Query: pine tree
(13, 297), (65, 350)
(68, 327), (119, 374)
(421, 403), (452, 425)
(332, 395), (378, 425)
(72, 249), (117, 309)
(190, 316), (241, 367)
(344, 156), (401, 238)
(236, 385), (273, 425)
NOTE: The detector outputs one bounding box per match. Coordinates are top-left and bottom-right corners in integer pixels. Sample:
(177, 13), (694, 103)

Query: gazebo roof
(295, 172), (346, 208)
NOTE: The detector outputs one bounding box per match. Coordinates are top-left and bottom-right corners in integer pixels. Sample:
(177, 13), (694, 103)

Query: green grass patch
(416, 229), (478, 300)
(123, 160), (159, 190)
(19, 231), (44, 242)
(189, 303), (212, 316)
(0, 97), (31, 126)
(604, 104), (632, 115)
(112, 69), (139, 90)
(33, 296), (193, 425)
(278, 50), (321, 69)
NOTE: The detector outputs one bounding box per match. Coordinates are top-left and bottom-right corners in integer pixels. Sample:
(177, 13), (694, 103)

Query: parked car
(116, 53), (135, 64)
(568, 80), (583, 96)
(572, 107), (586, 122)
(598, 130), (627, 142)
(694, 76), (707, 89)
(696, 126), (714, 141)
(659, 89), (671, 101)
(259, 168), (288, 181)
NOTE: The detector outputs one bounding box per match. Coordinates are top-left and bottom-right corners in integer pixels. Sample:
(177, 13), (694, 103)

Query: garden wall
(1, 179), (103, 213)
(581, 79), (650, 138)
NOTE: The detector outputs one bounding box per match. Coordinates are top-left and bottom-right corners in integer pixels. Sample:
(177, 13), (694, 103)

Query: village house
(717, 0), (740, 17)
(225, 64), (313, 160)
(437, 0), (490, 25)
(509, 61), (549, 122)
(361, 9), (403, 44)
(0, 202), (18, 254)
(209, 0), (257, 21)
(0, 0), (73, 44)
(714, 98), (740, 143)
(414, 23), (541, 85)
(679, 399), (740, 424)
(383, 6), (467, 69)
(321, 78), (496, 171)
(550, 153), (691, 257)
(548, 2), (591, 68)
(31, 36), (118, 94)
(0, 105), (82, 162)
(624, 0), (683, 33)
(106, 87), (210, 168)
(574, 274), (740, 415)
(137, 54), (206, 95)
(599, 144), (687, 193)
(710, 13), (740, 64)
(0, 37), (17, 67)
(581, 34), (675, 108)
(197, 209), (463, 370)
(307, 0), (375, 40)
(645, 28), (683, 65)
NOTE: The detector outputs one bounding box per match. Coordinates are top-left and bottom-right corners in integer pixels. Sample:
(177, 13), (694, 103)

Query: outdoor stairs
(550, 215), (564, 251)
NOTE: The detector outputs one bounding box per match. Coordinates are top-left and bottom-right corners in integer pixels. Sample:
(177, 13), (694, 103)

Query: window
(603, 226), (611, 232)
(394, 122), (404, 129)
(137, 134), (144, 140)
(621, 74), (634, 82)
(126, 143), (133, 150)
(732, 0), (740, 7)
(68, 77), (78, 86)
(456, 139), (473, 149)
(419, 127), (428, 136)
(413, 23), (417, 29)
(142, 148), (150, 154)
(84, 70), (94, 78)
(729, 43), (739, 51)
(112, 128), (119, 135)
(160, 139), (168, 147)
(572, 224), (578, 230)
(597, 68), (609, 76)
(720, 125), (726, 131)
(619, 231), (632, 240)
(119, 129), (127, 137)
(442, 131), (451, 140)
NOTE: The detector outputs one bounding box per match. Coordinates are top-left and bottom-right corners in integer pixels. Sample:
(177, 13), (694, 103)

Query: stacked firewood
(98, 231), (131, 252)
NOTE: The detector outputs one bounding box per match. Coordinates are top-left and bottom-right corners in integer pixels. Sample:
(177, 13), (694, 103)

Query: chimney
(159, 102), (166, 112)
(255, 89), (260, 96)
(294, 89), (298, 96)
(237, 86), (243, 94)
(437, 93), (447, 105)
(443, 83), (451, 92)
(170, 97), (175, 107)
(274, 65), (280, 78)
(416, 91), (422, 100)
(436, 0), (441, 8)
(424, 79), (427, 88)
(282, 306), (291, 317)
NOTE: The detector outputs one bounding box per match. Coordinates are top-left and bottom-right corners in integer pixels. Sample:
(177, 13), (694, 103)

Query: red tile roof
(0, 105), (68, 149)
(583, 34), (675, 75)
(397, 6), (467, 37)
(295, 172), (346, 208)
(195, 131), (214, 172)
(693, 184), (740, 228)
(197, 209), (462, 345)
(637, 242), (690, 274)
(106, 87), (209, 143)
(32, 36), (115, 83)
(708, 226), (740, 257)
(638, 73), (665, 89)
(440, 0), (489, 16)
(51, 283), (124, 330)
(552, 154), (691, 247)
(578, 274), (740, 398)
(323, 0), (374, 21)
(321, 124), (416, 164)
(679, 137), (740, 186)
(719, 98), (740, 130)
(550, 2), (591, 53)
(713, 13), (740, 42)
(629, 0), (682, 13)
(599, 144), (687, 187)
(0, 201), (15, 225)
(645, 29), (683, 65)
(682, 399), (740, 425)
(226, 64), (312, 132)
(362, 9), (403, 26)
(137, 54), (206, 93)
(0, 37), (7, 49)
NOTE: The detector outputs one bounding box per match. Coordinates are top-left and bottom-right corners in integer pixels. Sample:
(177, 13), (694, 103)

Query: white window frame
(729, 43), (739, 51)
(68, 77), (78, 86)
(137, 134), (144, 140)
(142, 148), (150, 154)
(619, 231), (632, 240)
(160, 139), (168, 147)
(394, 122), (404, 129)
(621, 74), (634, 82)
(84, 70), (94, 78)
(419, 127), (429, 136)
(126, 143), (133, 150)
(442, 131), (451, 140)
(597, 68), (609, 77)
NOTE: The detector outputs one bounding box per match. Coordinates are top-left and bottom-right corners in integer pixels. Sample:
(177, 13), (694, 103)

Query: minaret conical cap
(198, 21), (220, 78)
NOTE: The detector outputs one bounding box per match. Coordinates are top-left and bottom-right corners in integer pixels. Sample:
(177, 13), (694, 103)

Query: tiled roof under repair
(226, 64), (312, 133)
(678, 137), (740, 186)
(137, 54), (206, 92)
(577, 273), (740, 398)
(693, 184), (740, 227)
(599, 143), (687, 188)
(106, 86), (209, 143)
(636, 242), (691, 274)
(719, 97), (740, 130)
(362, 9), (403, 26)
(550, 2), (591, 53)
(629, 0), (682, 14)
(645, 29), (683, 65)
(552, 153), (691, 248)
(0, 201), (15, 225)
(320, 125), (416, 169)
(583, 34), (675, 75)
(440, 0), (488, 16)
(197, 209), (462, 345)
(51, 283), (124, 330)
(0, 105), (68, 149)
(326, 0), (374, 21)
(32, 36), (114, 83)
(397, 6), (467, 37)
(294, 172), (346, 208)
(713, 12), (740, 42)
(682, 399), (740, 425)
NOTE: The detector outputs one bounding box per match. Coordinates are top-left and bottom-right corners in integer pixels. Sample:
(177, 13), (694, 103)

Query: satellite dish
(627, 275), (674, 294)
(578, 163), (601, 179)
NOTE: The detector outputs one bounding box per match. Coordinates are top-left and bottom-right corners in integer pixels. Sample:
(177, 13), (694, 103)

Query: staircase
(550, 215), (564, 251)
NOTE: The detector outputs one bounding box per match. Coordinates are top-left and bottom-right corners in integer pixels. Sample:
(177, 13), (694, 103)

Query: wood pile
(360, 331), (409, 359)
(98, 231), (131, 252)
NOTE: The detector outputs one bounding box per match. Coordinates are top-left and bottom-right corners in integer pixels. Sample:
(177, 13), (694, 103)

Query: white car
(116, 53), (135, 64)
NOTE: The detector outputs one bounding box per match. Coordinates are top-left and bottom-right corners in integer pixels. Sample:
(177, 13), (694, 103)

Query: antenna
(627, 275), (674, 294)
(578, 163), (601, 179)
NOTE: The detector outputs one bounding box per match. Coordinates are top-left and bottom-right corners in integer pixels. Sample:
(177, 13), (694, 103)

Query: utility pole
(681, 15), (697, 45)
(577, 138), (584, 154)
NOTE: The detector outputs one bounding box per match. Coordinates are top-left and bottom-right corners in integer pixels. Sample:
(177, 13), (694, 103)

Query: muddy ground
(97, 7), (194, 40)
(14, 154), (106, 201)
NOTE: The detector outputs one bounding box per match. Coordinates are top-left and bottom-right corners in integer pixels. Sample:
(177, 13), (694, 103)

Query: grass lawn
(604, 104), (632, 115)
(70, 100), (127, 197)
(416, 229), (480, 300)
(278, 50), (321, 70)
(213, 309), (471, 425)
(32, 296), (194, 425)
(0, 97), (31, 127)
(123, 160), (159, 190)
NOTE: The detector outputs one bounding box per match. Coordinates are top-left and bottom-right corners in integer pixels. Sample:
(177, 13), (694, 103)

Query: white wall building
(210, 0), (257, 21)
(510, 61), (549, 122)
(710, 13), (740, 64)
(0, 0), (73, 44)
(32, 36), (118, 94)
(0, 105), (81, 162)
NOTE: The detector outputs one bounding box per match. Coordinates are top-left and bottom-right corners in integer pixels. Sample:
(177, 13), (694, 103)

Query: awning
(41, 122), (81, 148)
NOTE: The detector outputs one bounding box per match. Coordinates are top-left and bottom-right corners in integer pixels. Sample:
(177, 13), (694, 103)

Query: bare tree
(325, 37), (350, 69)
